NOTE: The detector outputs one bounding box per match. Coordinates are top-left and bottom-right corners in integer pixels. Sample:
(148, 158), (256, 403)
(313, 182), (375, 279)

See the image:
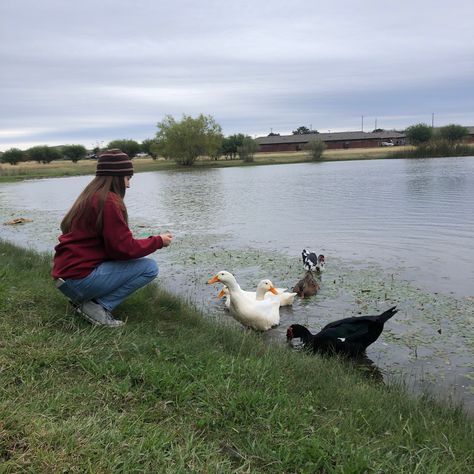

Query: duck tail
(377, 306), (398, 323)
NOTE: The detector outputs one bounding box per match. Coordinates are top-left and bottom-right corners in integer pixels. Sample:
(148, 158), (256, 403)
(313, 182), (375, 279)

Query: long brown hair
(60, 176), (128, 234)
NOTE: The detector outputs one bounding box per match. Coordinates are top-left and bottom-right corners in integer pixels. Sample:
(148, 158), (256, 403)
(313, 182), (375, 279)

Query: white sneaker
(74, 301), (124, 327)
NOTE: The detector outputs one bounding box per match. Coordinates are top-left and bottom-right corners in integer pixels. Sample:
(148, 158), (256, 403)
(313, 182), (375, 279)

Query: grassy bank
(0, 158), (176, 183)
(0, 241), (473, 472)
(391, 141), (474, 159)
(0, 147), (412, 183)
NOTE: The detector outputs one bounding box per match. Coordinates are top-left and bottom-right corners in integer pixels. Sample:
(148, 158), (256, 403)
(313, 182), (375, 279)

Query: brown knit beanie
(96, 149), (134, 177)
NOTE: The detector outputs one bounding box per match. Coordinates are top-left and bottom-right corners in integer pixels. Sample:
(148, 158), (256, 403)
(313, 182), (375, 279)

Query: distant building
(256, 130), (407, 152)
(466, 126), (474, 143)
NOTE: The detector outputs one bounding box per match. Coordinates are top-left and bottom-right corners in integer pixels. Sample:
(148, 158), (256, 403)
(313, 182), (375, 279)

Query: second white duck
(218, 280), (296, 308)
(208, 271), (281, 331)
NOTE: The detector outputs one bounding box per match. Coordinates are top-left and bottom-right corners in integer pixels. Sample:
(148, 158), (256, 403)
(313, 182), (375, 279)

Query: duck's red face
(286, 326), (294, 341)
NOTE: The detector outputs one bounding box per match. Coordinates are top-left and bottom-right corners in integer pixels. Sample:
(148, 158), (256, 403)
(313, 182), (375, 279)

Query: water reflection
(349, 356), (384, 384)
(127, 169), (225, 236)
(287, 339), (384, 383)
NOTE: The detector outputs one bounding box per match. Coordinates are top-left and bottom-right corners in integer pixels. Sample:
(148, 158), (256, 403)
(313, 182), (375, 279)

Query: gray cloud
(1, 0), (473, 150)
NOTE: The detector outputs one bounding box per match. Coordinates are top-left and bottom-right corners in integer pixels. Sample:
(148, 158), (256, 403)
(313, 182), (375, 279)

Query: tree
(222, 134), (245, 160)
(437, 124), (468, 143)
(62, 144), (87, 163)
(292, 126), (311, 135)
(237, 136), (259, 162)
(292, 126), (318, 135)
(106, 139), (141, 158)
(141, 139), (158, 159)
(405, 123), (433, 145)
(1, 148), (24, 165)
(207, 129), (224, 161)
(27, 145), (61, 164)
(306, 138), (326, 161)
(155, 114), (223, 166)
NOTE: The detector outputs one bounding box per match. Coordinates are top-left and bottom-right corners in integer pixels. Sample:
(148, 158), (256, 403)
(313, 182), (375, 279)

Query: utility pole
(375, 118), (377, 130)
(431, 113), (435, 128)
(361, 115), (364, 132)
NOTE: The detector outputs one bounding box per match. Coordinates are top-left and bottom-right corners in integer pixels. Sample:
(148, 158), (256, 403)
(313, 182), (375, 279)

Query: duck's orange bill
(217, 288), (226, 298)
(269, 287), (279, 295)
(207, 275), (219, 284)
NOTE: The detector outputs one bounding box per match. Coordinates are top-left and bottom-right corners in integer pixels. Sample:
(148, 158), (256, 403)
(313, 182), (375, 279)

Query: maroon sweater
(52, 192), (163, 279)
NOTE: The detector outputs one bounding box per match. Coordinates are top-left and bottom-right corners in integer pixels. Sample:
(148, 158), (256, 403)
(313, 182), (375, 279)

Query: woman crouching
(52, 149), (172, 327)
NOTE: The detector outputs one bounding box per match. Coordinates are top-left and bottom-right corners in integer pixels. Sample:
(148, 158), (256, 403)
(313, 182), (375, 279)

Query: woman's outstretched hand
(160, 232), (173, 247)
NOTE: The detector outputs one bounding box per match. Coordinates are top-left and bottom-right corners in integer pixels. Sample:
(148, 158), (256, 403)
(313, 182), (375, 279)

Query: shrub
(1, 148), (24, 165)
(106, 139), (141, 158)
(437, 124), (468, 143)
(141, 139), (158, 159)
(222, 134), (245, 160)
(62, 144), (87, 163)
(405, 123), (433, 145)
(306, 138), (326, 161)
(27, 146), (61, 163)
(416, 139), (472, 158)
(237, 136), (259, 162)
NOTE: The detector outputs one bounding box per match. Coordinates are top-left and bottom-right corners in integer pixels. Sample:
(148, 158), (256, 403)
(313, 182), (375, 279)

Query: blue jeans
(57, 258), (159, 311)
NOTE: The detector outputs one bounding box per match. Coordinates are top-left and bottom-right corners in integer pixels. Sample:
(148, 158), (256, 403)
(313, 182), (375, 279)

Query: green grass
(0, 158), (177, 183)
(391, 141), (474, 159)
(0, 240), (473, 472)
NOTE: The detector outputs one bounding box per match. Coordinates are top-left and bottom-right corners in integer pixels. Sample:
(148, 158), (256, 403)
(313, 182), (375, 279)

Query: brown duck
(292, 271), (320, 298)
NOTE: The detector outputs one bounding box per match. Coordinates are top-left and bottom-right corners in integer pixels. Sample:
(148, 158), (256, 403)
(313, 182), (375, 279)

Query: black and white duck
(286, 306), (398, 356)
(302, 249), (325, 273)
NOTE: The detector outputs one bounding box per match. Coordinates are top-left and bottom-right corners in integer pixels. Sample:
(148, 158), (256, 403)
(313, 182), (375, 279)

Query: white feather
(212, 271), (281, 331)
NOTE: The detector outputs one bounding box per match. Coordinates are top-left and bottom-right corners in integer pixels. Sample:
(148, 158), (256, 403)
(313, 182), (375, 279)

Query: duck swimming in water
(286, 306), (398, 357)
(218, 280), (297, 307)
(302, 249), (325, 273)
(292, 271), (320, 298)
(208, 271), (281, 331)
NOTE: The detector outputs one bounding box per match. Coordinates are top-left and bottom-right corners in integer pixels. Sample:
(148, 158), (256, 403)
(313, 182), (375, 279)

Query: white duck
(208, 271), (281, 331)
(218, 280), (296, 308)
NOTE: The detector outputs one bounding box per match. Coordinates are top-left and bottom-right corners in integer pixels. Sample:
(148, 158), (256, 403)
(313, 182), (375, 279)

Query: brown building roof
(256, 130), (406, 145)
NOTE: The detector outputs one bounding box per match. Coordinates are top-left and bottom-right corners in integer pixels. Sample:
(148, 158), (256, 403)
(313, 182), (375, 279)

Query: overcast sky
(1, 0), (473, 151)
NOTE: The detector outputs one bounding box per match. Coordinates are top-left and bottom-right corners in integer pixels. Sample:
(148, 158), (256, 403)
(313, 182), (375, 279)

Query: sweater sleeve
(102, 194), (163, 260)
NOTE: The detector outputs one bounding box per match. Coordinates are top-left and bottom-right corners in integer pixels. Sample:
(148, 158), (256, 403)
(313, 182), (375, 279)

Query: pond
(1, 156), (474, 412)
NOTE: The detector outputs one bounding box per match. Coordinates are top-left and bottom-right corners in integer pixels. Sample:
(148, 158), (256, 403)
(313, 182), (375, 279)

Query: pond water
(1, 157), (474, 412)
